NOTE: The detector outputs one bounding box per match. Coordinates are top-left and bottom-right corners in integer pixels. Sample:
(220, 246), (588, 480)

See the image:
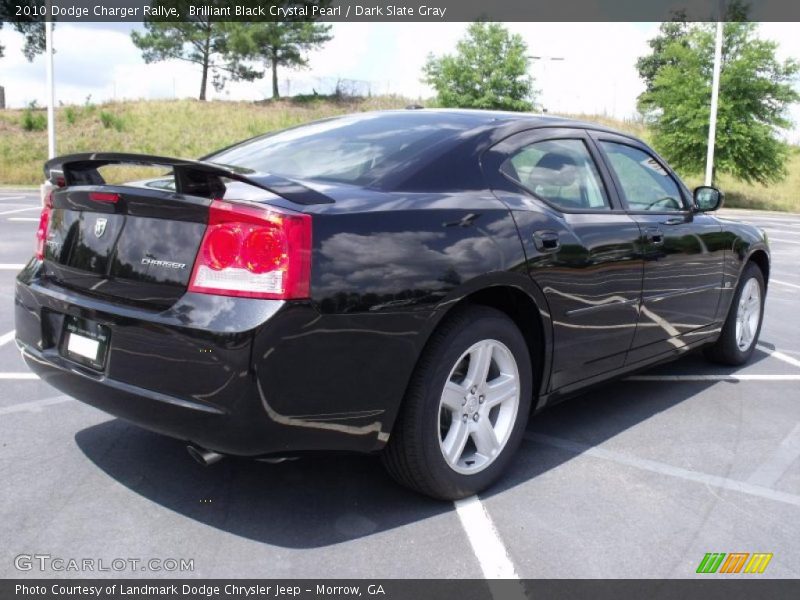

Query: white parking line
(0, 395), (73, 415)
(746, 423), (800, 488)
(772, 279), (800, 291)
(8, 217), (39, 222)
(524, 432), (800, 508)
(0, 373), (39, 380)
(757, 344), (800, 370)
(0, 207), (39, 216)
(454, 495), (519, 579)
(768, 237), (800, 246)
(0, 330), (15, 347)
(721, 212), (800, 222)
(626, 374), (800, 381)
(758, 228), (800, 235)
(0, 264), (26, 270)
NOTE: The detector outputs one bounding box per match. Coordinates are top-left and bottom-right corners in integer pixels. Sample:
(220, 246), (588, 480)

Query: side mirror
(693, 186), (724, 212)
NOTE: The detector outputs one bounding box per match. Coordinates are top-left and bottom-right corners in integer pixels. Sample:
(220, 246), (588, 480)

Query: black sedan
(15, 109), (769, 500)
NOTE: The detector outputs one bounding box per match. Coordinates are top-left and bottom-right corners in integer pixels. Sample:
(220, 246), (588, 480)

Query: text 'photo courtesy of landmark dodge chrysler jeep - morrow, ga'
(15, 109), (769, 499)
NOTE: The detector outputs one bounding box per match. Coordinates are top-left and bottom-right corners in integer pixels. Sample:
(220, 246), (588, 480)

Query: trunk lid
(44, 186), (210, 309)
(40, 153), (332, 309)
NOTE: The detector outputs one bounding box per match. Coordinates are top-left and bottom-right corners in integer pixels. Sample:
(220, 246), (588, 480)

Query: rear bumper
(14, 263), (406, 456)
(19, 341), (249, 451)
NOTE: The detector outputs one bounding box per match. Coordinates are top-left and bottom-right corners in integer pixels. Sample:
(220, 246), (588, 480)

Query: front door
(592, 134), (725, 362)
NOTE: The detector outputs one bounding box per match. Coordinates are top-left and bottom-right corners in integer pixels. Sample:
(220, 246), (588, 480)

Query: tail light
(188, 200), (312, 300)
(89, 191), (120, 203)
(35, 191), (53, 261)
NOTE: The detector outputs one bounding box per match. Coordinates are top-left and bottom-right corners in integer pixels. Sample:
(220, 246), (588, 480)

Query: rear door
(591, 133), (725, 362)
(484, 128), (644, 392)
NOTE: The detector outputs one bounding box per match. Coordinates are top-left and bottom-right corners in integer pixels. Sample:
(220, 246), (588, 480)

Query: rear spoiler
(44, 152), (334, 206)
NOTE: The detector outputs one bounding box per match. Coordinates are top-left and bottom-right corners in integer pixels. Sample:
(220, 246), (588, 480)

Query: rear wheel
(704, 262), (765, 366)
(382, 306), (533, 500)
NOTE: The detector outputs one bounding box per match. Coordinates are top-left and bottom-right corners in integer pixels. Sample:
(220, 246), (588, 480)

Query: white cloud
(506, 22), (659, 117)
(222, 22), (466, 100)
(0, 23), (202, 106)
(757, 23), (800, 144)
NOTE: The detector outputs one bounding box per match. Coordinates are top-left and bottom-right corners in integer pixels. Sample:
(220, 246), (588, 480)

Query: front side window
(501, 139), (610, 211)
(599, 142), (685, 211)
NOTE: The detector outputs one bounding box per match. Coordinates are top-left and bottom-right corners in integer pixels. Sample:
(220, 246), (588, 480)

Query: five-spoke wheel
(705, 262), (765, 365)
(735, 277), (762, 352)
(382, 306), (532, 500)
(438, 340), (520, 474)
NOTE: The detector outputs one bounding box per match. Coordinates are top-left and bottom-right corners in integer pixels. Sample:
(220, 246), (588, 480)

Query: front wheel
(382, 306), (533, 500)
(704, 262), (765, 366)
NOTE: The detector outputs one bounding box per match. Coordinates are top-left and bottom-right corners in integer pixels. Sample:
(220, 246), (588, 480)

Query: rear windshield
(206, 113), (473, 186)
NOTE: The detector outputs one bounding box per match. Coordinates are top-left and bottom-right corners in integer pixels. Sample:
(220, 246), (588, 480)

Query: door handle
(533, 230), (560, 252)
(644, 227), (664, 245)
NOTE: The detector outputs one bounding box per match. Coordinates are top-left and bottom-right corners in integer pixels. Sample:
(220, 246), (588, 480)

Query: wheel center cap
(465, 396), (479, 415)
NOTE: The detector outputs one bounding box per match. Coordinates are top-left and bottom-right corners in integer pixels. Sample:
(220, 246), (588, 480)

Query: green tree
(228, 22), (332, 99)
(636, 19), (690, 94)
(423, 22), (535, 112)
(0, 0), (48, 61)
(638, 22), (798, 185)
(131, 2), (254, 101)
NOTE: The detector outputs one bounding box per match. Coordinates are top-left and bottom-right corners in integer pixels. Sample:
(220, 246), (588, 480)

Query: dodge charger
(15, 110), (769, 499)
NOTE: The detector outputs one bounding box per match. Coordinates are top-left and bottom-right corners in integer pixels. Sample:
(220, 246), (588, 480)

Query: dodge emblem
(94, 218), (108, 238)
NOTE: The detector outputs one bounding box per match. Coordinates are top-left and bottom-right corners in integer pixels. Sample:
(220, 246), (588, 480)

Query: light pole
(41, 1), (57, 206)
(45, 0), (56, 159)
(705, 10), (725, 186)
(529, 55), (565, 113)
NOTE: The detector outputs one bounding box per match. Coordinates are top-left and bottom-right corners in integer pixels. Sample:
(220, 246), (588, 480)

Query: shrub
(21, 102), (47, 132)
(64, 106), (78, 125)
(99, 111), (125, 132)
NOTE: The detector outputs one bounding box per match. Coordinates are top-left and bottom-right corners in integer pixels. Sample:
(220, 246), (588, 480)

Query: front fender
(717, 217), (770, 321)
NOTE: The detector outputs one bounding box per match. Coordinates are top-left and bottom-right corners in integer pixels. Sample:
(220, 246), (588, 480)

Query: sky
(0, 22), (798, 142)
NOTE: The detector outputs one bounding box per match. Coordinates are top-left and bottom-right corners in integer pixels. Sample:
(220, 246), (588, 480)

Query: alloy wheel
(735, 277), (762, 351)
(437, 339), (520, 475)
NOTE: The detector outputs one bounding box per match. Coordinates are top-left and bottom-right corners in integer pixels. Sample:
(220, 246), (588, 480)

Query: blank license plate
(67, 332), (100, 360)
(61, 316), (110, 370)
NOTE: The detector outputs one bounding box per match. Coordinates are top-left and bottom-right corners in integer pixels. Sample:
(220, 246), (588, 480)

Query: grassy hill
(1, 97), (798, 212)
(0, 96), (409, 185)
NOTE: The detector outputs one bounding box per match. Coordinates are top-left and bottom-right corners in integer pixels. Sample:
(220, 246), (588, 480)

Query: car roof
(207, 108), (638, 168)
(345, 108), (635, 139)
(206, 108), (644, 195)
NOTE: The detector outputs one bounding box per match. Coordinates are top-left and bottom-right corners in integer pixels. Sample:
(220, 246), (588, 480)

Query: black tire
(381, 305), (533, 500)
(704, 262), (765, 366)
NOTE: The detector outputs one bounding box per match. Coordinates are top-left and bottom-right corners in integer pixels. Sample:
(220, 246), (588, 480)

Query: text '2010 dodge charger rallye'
(15, 110), (769, 499)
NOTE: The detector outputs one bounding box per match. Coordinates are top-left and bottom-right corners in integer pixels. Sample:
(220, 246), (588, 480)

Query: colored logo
(696, 552), (773, 574)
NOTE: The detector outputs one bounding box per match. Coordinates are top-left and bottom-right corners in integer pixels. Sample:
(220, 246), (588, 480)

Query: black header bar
(3, 0), (800, 23)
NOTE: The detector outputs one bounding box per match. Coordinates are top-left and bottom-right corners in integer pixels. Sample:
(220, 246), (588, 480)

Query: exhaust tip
(187, 444), (224, 466)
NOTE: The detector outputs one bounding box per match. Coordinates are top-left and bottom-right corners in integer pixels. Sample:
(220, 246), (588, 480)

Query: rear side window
(501, 139), (610, 211)
(599, 142), (685, 211)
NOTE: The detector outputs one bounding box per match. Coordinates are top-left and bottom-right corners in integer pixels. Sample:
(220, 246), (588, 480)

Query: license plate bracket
(60, 315), (111, 370)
